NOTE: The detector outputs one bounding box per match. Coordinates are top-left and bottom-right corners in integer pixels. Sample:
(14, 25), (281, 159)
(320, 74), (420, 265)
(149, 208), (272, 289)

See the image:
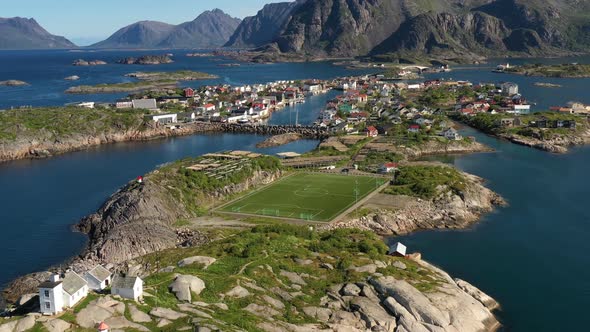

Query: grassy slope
(132, 224), (441, 332)
(0, 107), (150, 141)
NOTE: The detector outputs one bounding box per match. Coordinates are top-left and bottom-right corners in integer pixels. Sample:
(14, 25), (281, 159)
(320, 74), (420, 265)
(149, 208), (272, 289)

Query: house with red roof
(379, 162), (399, 174)
(365, 126), (379, 138)
(408, 124), (420, 133)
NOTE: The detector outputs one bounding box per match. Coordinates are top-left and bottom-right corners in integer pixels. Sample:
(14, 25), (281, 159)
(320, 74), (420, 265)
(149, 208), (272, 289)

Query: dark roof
(62, 272), (87, 295)
(39, 281), (62, 289)
(112, 276), (142, 289)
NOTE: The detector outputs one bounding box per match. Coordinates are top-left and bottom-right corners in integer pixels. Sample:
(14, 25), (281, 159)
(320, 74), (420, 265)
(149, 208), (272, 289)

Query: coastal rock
(0, 316), (36, 332)
(169, 275), (206, 302)
(454, 279), (499, 310)
(225, 285), (250, 298)
(256, 133), (302, 148)
(244, 303), (280, 319)
(117, 55), (173, 65)
(149, 307), (188, 320)
(0, 80), (28, 86)
(279, 270), (307, 285)
(73, 59), (107, 66)
(105, 316), (149, 332)
(324, 169), (505, 236)
(341, 283), (361, 297)
(178, 256), (217, 269)
(42, 319), (70, 332)
(129, 304), (152, 323)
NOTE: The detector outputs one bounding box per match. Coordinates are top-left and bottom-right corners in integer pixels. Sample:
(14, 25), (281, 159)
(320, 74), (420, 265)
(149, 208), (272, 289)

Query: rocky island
(454, 112), (590, 153)
(0, 80), (29, 86)
(256, 133), (302, 148)
(65, 81), (179, 94)
(117, 55), (173, 65)
(125, 70), (218, 81)
(72, 59), (107, 66)
(503, 63), (590, 78)
(2, 152), (502, 332)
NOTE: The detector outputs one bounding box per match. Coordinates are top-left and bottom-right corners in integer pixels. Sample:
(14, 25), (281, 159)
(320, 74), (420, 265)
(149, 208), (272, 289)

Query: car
(341, 168), (350, 174)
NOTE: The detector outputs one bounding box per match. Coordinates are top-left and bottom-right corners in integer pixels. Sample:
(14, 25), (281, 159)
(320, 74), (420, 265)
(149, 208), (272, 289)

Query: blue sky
(3, 0), (287, 45)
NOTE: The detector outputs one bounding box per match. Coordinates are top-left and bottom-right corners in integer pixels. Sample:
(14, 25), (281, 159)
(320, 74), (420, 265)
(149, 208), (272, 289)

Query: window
(45, 302), (51, 309)
(44, 290), (49, 298)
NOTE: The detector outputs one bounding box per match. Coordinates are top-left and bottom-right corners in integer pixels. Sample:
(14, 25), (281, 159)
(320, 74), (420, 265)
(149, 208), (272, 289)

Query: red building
(365, 126), (379, 137)
(183, 88), (195, 98)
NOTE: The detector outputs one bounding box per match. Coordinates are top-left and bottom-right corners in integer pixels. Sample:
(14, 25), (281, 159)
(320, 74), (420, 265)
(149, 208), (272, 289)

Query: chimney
(49, 274), (60, 282)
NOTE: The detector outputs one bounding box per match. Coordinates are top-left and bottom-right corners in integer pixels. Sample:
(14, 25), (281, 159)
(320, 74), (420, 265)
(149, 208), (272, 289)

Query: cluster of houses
(454, 82), (531, 116)
(314, 76), (464, 141)
(75, 79), (329, 126)
(38, 266), (143, 316)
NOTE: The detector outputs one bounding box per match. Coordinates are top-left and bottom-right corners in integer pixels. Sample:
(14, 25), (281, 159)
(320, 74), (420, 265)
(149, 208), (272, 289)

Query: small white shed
(111, 276), (143, 301)
(389, 242), (407, 257)
(84, 265), (112, 291)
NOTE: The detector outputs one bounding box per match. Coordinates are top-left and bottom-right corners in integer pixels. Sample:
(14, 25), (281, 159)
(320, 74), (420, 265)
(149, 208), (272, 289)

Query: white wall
(39, 284), (64, 315)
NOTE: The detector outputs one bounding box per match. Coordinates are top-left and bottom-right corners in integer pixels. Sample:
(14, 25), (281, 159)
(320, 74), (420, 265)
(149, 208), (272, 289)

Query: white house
(39, 274), (64, 315)
(379, 162), (399, 174)
(84, 265), (112, 291)
(501, 82), (519, 96)
(111, 276), (143, 301)
(152, 113), (178, 124)
(389, 242), (407, 257)
(443, 128), (462, 141)
(62, 271), (89, 308)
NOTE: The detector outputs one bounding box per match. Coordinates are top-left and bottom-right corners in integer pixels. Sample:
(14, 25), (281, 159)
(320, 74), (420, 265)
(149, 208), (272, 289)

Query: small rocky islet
(117, 55), (174, 65)
(0, 80), (28, 87)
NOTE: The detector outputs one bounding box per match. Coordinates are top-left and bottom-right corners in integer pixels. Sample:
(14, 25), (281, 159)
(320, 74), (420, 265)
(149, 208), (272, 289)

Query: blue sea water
(1, 50), (590, 330)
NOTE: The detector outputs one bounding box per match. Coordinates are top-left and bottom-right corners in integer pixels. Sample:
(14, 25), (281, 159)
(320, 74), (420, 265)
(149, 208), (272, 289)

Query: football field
(219, 172), (386, 222)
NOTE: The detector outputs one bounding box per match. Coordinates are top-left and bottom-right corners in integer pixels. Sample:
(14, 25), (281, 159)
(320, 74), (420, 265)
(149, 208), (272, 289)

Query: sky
(2, 0), (288, 45)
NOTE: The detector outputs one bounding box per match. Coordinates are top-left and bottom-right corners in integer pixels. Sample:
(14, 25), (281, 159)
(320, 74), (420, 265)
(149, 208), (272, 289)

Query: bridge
(400, 65), (430, 73)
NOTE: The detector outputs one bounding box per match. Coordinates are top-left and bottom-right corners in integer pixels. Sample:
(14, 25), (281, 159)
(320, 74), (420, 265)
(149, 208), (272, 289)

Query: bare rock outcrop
(325, 171), (505, 236)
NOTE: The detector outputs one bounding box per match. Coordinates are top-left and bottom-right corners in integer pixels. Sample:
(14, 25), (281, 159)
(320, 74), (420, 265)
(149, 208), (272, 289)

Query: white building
(152, 113), (178, 124)
(62, 271), (89, 308)
(501, 82), (519, 96)
(84, 265), (112, 291)
(389, 242), (407, 257)
(443, 128), (462, 141)
(39, 274), (64, 315)
(111, 276), (143, 301)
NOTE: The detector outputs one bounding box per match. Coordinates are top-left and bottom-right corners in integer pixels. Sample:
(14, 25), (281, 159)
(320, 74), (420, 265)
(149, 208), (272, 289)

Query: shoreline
(0, 122), (328, 164)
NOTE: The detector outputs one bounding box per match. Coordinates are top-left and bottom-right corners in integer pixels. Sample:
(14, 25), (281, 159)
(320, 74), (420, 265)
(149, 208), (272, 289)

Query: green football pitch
(219, 172), (387, 222)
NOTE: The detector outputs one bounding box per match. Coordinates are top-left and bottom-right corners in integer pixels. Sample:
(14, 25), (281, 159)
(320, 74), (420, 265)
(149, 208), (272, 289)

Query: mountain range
(3, 1), (590, 62)
(225, 0), (590, 62)
(91, 9), (241, 49)
(0, 17), (75, 49)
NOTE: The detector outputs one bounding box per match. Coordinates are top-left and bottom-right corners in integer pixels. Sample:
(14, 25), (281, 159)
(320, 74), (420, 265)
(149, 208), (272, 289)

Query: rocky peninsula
(0, 80), (28, 87)
(117, 55), (173, 65)
(454, 112), (590, 153)
(72, 59), (107, 66)
(2, 153), (502, 332)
